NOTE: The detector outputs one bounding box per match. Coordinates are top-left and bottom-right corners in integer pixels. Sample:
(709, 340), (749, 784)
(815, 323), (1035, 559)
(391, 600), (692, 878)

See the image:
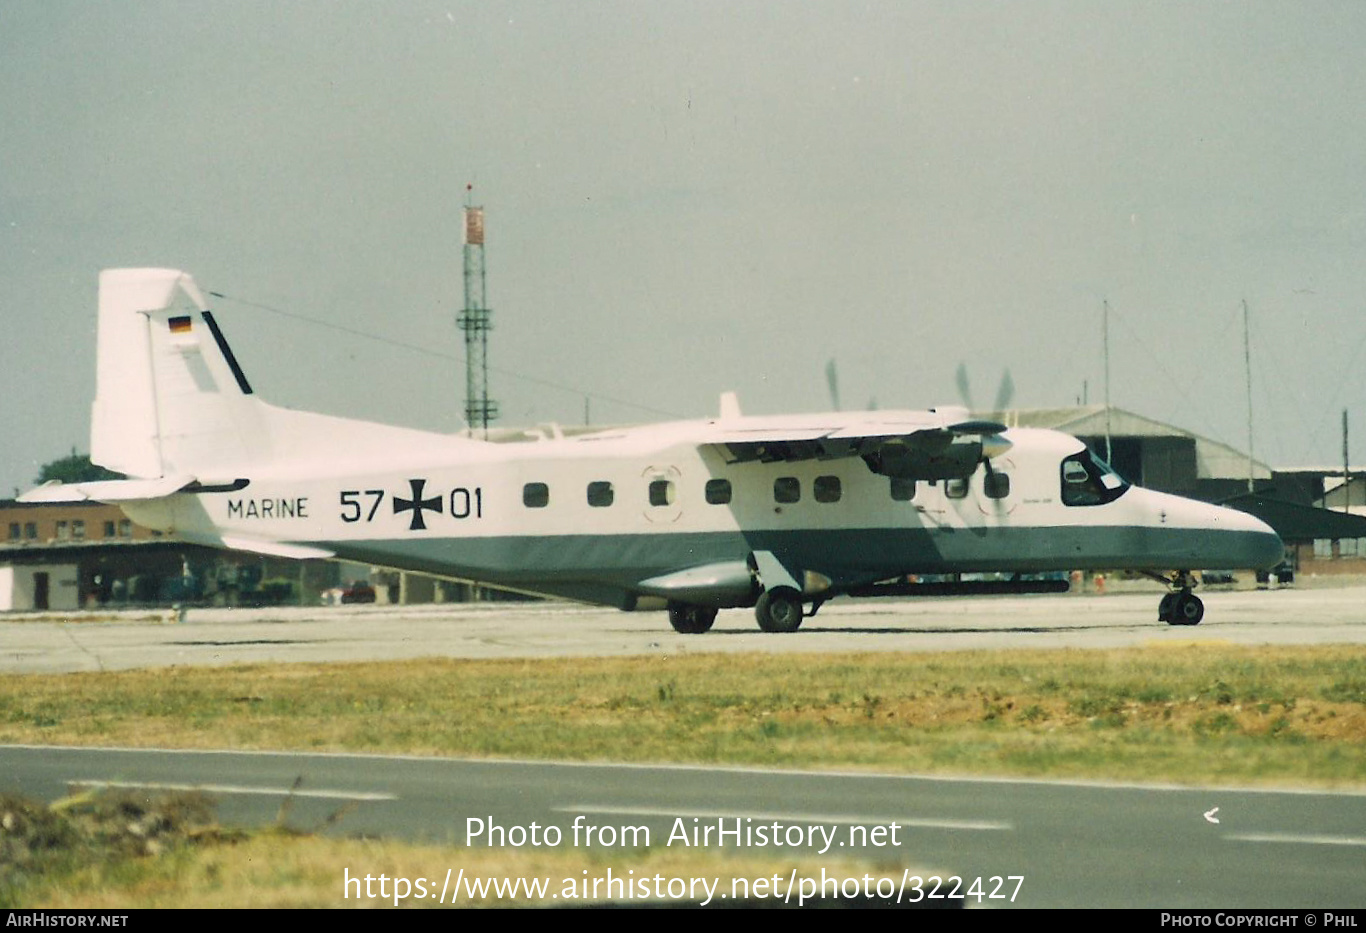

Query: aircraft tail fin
(91, 269), (268, 480)
(89, 268), (470, 487)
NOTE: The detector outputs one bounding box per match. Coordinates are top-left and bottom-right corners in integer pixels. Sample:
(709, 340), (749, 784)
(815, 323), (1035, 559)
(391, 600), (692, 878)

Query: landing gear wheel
(1158, 593), (1176, 622)
(1168, 592), (1204, 626)
(755, 587), (804, 633)
(667, 602), (717, 634)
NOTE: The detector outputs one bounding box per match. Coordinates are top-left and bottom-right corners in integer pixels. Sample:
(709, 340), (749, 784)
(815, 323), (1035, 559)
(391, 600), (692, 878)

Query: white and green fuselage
(23, 269), (1283, 628)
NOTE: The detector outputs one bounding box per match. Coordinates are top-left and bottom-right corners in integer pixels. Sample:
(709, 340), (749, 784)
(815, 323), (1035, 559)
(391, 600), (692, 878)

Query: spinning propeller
(950, 363), (1015, 500)
(955, 362), (1015, 418)
(825, 358), (878, 413)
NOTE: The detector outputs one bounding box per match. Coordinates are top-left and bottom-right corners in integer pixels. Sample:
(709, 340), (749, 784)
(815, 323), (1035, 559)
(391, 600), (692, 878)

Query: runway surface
(2, 744), (1363, 908)
(2, 584), (1364, 674)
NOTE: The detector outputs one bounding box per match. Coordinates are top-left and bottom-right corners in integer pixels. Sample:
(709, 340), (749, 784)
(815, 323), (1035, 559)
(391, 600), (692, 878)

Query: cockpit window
(1060, 450), (1129, 506)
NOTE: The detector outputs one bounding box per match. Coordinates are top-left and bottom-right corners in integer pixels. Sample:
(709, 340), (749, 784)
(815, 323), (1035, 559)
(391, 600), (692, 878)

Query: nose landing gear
(1158, 571), (1204, 626)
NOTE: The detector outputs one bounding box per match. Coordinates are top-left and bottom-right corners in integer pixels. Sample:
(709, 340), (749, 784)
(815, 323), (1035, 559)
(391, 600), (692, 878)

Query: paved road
(2, 744), (1362, 908)
(3, 585), (1364, 674)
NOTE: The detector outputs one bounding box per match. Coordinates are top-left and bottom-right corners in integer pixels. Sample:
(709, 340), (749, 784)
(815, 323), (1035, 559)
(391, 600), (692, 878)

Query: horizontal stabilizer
(18, 475), (194, 504)
(217, 535), (335, 560)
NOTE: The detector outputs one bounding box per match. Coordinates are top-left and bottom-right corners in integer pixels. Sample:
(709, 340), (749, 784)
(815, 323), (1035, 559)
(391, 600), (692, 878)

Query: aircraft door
(976, 456), (1018, 517)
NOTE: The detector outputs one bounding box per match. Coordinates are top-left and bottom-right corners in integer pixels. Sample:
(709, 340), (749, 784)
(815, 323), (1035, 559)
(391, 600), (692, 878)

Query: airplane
(21, 268), (1284, 633)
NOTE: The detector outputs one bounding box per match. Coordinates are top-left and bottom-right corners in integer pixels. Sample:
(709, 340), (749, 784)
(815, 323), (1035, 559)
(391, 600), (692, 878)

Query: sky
(3, 1), (1366, 495)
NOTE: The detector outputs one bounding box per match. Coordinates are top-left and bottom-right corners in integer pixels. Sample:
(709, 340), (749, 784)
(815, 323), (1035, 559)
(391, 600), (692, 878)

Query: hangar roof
(989, 405), (1273, 480)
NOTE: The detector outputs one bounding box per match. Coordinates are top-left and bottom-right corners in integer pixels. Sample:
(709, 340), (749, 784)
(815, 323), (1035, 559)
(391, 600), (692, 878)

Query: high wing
(702, 409), (1011, 480)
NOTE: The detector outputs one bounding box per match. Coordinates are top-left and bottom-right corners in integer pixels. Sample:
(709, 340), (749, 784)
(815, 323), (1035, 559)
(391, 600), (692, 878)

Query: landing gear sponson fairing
(22, 269), (1284, 633)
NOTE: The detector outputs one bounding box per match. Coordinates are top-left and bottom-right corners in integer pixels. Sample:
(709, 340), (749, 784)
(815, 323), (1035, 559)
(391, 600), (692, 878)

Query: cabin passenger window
(889, 477), (916, 502)
(103, 521), (116, 537)
(72, 520), (85, 539)
(984, 471), (1010, 499)
(705, 479), (732, 505)
(774, 477), (801, 504)
(648, 479), (675, 507)
(814, 475), (841, 503)
(945, 478), (969, 499)
(587, 481), (614, 507)
(118, 520), (132, 538)
(7, 523), (18, 541)
(523, 482), (550, 508)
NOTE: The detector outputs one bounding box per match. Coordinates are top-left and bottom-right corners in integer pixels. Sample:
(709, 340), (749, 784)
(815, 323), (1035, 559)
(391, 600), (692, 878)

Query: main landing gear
(752, 587), (828, 633)
(667, 601), (718, 634)
(755, 587), (803, 633)
(667, 591), (825, 635)
(1157, 571), (1204, 626)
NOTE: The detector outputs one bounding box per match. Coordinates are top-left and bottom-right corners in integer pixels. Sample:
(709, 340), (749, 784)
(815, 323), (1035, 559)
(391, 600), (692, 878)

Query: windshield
(1060, 449), (1129, 506)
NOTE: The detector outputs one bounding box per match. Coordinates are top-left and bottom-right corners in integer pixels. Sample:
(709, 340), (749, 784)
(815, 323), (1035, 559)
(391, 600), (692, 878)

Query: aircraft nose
(1148, 491), (1285, 570)
(1218, 506), (1284, 570)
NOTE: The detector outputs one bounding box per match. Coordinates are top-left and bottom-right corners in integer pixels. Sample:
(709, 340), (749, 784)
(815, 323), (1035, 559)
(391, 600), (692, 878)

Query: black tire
(667, 602), (717, 634)
(1170, 593), (1204, 626)
(755, 587), (804, 633)
(1158, 592), (1176, 623)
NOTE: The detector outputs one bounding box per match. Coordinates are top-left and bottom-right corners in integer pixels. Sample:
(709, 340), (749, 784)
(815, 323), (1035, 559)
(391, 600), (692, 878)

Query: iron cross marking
(394, 478), (442, 531)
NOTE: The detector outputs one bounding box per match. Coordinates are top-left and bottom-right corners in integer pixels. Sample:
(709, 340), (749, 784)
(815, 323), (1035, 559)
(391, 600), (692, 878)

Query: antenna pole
(1103, 300), (1112, 464)
(1243, 299), (1253, 493)
(458, 186), (498, 437)
(1345, 408), (1351, 513)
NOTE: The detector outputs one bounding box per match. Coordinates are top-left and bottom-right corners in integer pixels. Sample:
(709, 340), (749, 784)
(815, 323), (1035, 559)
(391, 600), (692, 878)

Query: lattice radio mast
(458, 186), (498, 436)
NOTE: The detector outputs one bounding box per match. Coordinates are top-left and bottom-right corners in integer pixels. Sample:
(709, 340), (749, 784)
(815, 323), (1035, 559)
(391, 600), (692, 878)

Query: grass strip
(2, 644), (1364, 787)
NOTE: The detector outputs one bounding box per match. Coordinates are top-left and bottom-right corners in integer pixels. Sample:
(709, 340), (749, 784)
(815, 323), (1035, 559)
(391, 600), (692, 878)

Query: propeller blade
(825, 359), (841, 412)
(993, 369), (1015, 415)
(954, 363), (972, 409)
